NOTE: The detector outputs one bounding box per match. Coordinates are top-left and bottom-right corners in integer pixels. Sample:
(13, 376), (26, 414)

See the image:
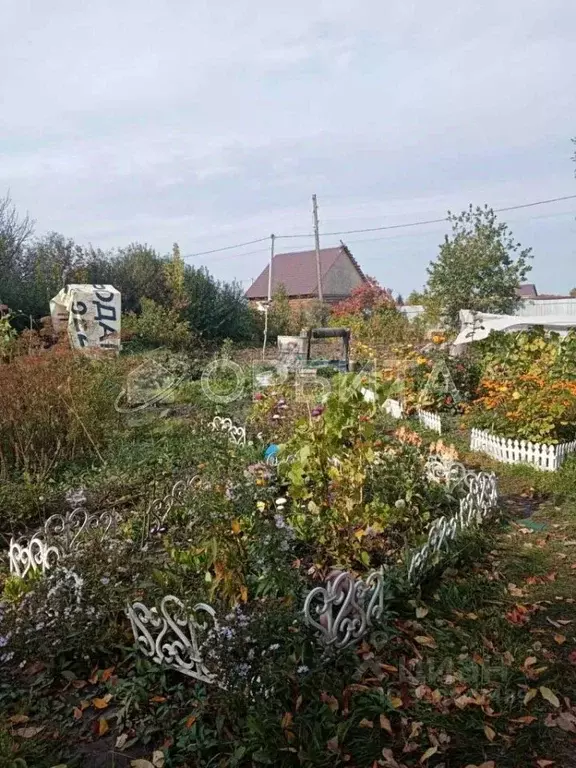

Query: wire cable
(182, 193), (576, 259)
(276, 193), (576, 239)
(184, 236), (270, 259)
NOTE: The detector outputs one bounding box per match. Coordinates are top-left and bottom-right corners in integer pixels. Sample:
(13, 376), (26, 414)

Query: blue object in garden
(264, 444), (279, 460)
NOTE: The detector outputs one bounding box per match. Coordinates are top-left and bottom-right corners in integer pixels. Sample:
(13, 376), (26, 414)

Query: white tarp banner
(50, 284), (121, 352)
(453, 309), (576, 348)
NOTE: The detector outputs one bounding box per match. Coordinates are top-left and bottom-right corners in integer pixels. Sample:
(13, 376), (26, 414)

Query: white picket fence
(384, 398), (403, 419)
(470, 428), (576, 471)
(417, 409), (442, 434)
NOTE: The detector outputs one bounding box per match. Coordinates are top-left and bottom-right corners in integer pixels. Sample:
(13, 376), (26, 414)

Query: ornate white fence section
(408, 468), (498, 584)
(303, 460), (499, 647)
(470, 428), (576, 471)
(303, 570), (386, 649)
(384, 398), (403, 419)
(210, 416), (247, 446)
(424, 454), (478, 492)
(142, 473), (202, 540)
(418, 409), (442, 434)
(9, 536), (61, 578)
(9, 507), (120, 578)
(126, 595), (218, 684)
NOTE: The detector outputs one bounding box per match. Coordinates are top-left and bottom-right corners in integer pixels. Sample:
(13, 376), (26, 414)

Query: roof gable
(245, 245), (364, 299)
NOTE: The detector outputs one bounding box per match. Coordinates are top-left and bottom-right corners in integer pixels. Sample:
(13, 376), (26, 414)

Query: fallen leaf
(380, 714), (393, 735)
(185, 714), (197, 728)
(101, 667), (115, 682)
(8, 714), (29, 724)
(415, 635), (437, 649)
(327, 736), (339, 752)
(419, 745), (438, 763)
(98, 718), (109, 737)
(556, 619), (572, 625)
(73, 707), (83, 720)
(152, 751), (165, 768)
(511, 715), (537, 725)
(523, 656), (538, 668)
(554, 634), (566, 645)
(150, 695), (167, 703)
(115, 733), (129, 750)
(454, 695), (476, 709)
(93, 694), (112, 710)
(536, 761), (555, 767)
(546, 617), (561, 629)
(80, 699), (91, 711)
(131, 762), (155, 768)
(390, 697), (403, 709)
(281, 712), (293, 730)
(381, 748), (400, 768)
(359, 718), (374, 728)
(15, 726), (44, 738)
(416, 606), (429, 619)
(539, 687), (560, 708)
(524, 688), (538, 705)
(484, 725), (496, 742)
(231, 519), (241, 535)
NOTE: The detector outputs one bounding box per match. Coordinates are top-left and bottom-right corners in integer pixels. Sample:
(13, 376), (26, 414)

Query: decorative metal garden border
(210, 416), (247, 446)
(8, 507), (120, 578)
(141, 473), (203, 542)
(126, 595), (219, 684)
(303, 456), (499, 647)
(303, 570), (387, 649)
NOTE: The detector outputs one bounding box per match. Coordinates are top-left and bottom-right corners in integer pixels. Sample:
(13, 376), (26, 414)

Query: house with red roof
(245, 243), (367, 311)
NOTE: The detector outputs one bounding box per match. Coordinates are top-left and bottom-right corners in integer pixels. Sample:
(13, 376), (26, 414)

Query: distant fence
(470, 428), (576, 471)
(417, 409), (442, 434)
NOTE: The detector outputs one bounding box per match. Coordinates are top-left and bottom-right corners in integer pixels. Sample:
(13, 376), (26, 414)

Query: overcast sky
(1, 0), (575, 296)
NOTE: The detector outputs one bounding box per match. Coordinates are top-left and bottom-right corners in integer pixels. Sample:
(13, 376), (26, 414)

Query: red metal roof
(245, 245), (364, 299)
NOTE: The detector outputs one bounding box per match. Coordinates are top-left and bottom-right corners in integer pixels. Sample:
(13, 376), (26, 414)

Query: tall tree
(0, 193), (35, 309)
(17, 232), (86, 317)
(107, 243), (169, 314)
(163, 242), (188, 310)
(425, 205), (532, 329)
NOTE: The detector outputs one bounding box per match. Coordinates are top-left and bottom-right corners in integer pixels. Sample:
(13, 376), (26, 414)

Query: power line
(182, 193), (576, 260)
(276, 193), (576, 239)
(184, 236), (270, 259)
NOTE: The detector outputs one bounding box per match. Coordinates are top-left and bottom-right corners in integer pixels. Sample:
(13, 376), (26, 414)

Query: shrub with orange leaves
(464, 329), (576, 443)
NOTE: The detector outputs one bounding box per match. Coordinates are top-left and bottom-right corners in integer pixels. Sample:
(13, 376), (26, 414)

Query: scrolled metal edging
(303, 462), (499, 647)
(126, 594), (219, 684)
(8, 535), (62, 578)
(210, 416), (247, 446)
(303, 569), (386, 649)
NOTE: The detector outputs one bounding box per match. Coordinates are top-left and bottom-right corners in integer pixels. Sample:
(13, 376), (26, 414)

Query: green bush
(122, 297), (194, 351)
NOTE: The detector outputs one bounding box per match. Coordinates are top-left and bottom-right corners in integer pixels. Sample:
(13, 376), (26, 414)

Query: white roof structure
(453, 309), (576, 348)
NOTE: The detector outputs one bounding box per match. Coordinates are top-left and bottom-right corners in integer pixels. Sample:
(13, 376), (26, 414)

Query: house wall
(322, 251), (365, 299)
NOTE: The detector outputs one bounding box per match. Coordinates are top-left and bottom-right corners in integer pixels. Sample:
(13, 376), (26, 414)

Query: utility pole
(312, 194), (323, 302)
(262, 234), (275, 360)
(267, 233), (275, 304)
